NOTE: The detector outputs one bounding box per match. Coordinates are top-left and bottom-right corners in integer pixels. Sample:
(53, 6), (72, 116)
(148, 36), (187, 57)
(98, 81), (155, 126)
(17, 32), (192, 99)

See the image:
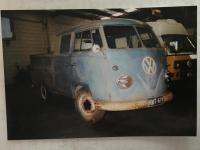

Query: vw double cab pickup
(31, 19), (173, 123)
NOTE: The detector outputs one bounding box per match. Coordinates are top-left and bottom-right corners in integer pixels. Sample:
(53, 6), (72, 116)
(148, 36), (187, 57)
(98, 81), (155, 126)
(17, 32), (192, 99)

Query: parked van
(147, 19), (196, 81)
(31, 19), (173, 123)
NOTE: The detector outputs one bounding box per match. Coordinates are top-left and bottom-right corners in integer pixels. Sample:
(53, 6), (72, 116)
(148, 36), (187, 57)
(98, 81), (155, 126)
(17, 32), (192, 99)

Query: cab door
(70, 28), (109, 100)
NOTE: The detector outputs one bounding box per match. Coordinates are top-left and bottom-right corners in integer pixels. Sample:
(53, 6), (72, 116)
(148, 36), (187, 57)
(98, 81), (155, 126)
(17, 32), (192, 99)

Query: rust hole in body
(83, 100), (92, 111)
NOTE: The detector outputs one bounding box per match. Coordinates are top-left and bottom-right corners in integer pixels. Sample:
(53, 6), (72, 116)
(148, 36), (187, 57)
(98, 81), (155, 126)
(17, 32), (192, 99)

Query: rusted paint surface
(95, 91), (173, 111)
(31, 18), (173, 112)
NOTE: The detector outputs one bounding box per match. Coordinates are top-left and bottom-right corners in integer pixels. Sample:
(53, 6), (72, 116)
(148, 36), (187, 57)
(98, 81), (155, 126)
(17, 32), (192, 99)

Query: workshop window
(1, 17), (13, 39)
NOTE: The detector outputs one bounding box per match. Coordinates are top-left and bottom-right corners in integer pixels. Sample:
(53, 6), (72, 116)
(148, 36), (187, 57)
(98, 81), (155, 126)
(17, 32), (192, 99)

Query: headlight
(176, 63), (180, 68)
(116, 74), (133, 89)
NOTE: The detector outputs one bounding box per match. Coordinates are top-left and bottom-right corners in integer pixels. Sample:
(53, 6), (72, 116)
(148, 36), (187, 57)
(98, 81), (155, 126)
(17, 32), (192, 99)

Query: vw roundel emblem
(142, 56), (157, 75)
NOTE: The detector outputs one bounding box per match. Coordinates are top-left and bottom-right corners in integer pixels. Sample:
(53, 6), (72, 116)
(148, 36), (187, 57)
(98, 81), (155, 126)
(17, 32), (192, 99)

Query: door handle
(70, 63), (77, 67)
(64, 63), (76, 67)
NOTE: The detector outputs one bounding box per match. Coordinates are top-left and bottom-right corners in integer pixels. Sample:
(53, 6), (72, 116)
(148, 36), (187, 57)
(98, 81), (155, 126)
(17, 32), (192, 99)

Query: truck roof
(147, 19), (188, 36)
(58, 18), (148, 36)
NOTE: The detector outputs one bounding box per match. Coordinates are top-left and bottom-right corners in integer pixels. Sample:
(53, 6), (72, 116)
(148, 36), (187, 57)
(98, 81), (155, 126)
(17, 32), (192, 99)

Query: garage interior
(1, 6), (197, 139)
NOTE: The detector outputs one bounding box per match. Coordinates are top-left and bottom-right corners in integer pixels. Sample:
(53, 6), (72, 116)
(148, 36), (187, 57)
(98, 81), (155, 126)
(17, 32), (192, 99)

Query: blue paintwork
(32, 18), (168, 102)
(70, 48), (167, 102)
(70, 51), (109, 99)
(58, 18), (147, 36)
(104, 48), (166, 101)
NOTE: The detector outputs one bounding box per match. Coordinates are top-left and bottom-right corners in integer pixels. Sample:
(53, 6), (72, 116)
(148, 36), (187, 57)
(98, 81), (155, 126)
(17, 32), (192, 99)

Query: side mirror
(92, 44), (101, 53)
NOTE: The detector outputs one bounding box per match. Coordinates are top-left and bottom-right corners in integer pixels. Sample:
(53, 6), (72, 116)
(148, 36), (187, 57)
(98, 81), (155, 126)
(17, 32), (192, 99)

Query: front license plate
(149, 96), (164, 106)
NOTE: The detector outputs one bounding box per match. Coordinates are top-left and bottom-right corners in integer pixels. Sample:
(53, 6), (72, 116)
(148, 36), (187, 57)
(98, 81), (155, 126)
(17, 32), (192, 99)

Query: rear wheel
(75, 88), (105, 124)
(40, 84), (49, 103)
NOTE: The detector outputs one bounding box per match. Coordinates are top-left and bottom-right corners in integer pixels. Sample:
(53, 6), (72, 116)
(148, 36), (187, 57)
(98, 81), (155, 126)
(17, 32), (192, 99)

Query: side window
(60, 34), (71, 53)
(81, 30), (93, 51)
(92, 29), (103, 47)
(74, 32), (82, 51)
(74, 29), (102, 52)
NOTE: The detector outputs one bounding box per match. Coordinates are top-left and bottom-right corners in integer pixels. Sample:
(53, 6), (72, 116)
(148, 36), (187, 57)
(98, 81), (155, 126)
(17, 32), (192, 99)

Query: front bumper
(95, 90), (173, 111)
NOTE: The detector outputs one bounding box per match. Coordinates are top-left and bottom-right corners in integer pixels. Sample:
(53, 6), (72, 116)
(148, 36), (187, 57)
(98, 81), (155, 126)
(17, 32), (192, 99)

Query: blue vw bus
(31, 18), (173, 123)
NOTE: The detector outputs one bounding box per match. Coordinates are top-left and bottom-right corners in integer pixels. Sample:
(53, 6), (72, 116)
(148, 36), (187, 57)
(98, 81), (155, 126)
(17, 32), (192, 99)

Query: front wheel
(75, 88), (105, 124)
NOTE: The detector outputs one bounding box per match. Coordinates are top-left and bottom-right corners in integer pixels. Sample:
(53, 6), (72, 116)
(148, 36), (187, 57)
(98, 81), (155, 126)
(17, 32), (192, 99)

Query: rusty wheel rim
(79, 94), (95, 115)
(40, 85), (47, 101)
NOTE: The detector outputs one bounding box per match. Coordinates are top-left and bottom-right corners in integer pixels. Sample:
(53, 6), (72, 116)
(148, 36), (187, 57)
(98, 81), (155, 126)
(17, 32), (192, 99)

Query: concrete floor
(5, 81), (196, 140)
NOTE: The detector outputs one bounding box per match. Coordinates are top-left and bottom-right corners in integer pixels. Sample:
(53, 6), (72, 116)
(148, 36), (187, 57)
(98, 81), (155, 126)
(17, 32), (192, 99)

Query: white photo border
(0, 0), (199, 149)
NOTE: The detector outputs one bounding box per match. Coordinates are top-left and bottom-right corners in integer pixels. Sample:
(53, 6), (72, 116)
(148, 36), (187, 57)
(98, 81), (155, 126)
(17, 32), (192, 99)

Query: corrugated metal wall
(2, 12), (93, 85)
(3, 13), (47, 84)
